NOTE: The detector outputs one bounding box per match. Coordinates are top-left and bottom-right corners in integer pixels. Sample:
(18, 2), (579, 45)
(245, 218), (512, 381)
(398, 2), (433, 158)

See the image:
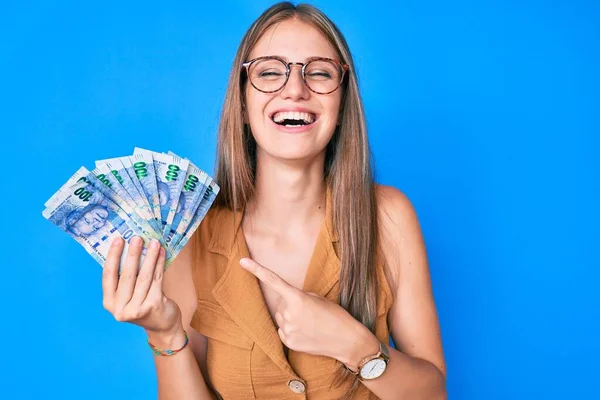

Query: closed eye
(259, 71), (285, 77)
(307, 71), (332, 79)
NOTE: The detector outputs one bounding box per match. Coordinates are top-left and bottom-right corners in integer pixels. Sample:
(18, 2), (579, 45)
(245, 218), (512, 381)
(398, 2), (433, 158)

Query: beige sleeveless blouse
(189, 190), (393, 399)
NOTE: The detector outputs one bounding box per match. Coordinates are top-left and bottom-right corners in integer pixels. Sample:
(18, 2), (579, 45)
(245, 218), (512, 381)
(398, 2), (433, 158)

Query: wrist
(337, 326), (380, 371)
(145, 324), (186, 349)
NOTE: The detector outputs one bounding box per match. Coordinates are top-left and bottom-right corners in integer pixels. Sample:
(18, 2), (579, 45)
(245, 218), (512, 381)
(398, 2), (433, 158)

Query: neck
(245, 151), (327, 235)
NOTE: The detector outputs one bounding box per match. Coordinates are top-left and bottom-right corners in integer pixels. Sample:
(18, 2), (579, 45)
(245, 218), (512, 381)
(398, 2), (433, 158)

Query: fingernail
(112, 237), (123, 247)
(150, 239), (160, 249)
(160, 248), (166, 257)
(240, 258), (250, 268)
(131, 236), (142, 247)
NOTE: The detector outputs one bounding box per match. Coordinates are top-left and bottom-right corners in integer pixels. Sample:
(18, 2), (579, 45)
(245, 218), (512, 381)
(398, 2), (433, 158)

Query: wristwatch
(345, 340), (390, 380)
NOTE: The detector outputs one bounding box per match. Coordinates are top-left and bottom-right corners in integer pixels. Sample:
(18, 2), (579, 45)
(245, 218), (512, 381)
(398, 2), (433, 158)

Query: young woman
(101, 3), (446, 399)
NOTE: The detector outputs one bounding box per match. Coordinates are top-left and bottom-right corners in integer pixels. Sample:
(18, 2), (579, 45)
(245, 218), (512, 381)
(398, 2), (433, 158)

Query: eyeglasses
(242, 56), (349, 95)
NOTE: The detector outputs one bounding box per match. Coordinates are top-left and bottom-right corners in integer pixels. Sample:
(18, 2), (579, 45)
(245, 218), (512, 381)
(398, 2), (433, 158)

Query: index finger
(102, 237), (124, 304)
(239, 258), (296, 298)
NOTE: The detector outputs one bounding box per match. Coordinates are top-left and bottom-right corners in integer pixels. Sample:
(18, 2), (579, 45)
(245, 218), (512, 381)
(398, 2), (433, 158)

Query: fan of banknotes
(42, 147), (219, 269)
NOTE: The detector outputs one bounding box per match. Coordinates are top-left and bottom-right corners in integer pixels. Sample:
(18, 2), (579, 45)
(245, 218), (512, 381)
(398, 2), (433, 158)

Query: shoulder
(375, 184), (421, 235)
(374, 184), (426, 288)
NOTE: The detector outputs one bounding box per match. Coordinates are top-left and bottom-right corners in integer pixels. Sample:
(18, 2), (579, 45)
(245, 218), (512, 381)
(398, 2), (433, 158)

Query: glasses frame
(241, 55), (350, 95)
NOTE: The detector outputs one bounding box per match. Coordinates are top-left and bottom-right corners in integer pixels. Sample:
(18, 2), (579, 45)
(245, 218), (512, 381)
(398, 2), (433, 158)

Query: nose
(280, 63), (310, 100)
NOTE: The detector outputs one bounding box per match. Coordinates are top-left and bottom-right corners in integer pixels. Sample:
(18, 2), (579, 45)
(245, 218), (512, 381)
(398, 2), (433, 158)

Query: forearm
(338, 329), (446, 400)
(148, 328), (217, 400)
(360, 344), (446, 400)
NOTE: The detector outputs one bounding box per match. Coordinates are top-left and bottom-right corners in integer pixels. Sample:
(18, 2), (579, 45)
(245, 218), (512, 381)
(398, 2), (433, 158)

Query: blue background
(2, 0), (598, 398)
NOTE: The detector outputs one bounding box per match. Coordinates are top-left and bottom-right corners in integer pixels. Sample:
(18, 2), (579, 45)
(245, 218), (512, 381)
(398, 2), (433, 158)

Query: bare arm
(151, 242), (217, 400)
(101, 237), (217, 400)
(346, 186), (447, 399)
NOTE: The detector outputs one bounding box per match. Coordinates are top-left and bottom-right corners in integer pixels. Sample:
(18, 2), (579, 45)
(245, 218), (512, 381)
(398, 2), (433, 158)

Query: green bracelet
(148, 330), (189, 356)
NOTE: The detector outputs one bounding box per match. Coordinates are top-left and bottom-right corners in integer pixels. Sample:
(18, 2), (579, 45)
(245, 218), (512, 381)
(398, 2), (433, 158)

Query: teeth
(272, 111), (315, 124)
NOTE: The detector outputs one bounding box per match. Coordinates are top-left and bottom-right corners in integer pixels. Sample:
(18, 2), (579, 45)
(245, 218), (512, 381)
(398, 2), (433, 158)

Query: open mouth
(271, 111), (317, 127)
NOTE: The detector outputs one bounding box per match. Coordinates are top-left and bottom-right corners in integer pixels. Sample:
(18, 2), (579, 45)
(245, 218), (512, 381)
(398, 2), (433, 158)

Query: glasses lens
(304, 60), (343, 93)
(248, 58), (287, 92)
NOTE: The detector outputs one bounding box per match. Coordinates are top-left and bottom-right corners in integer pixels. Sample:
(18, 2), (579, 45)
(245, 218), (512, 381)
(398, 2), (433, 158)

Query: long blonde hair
(214, 2), (380, 394)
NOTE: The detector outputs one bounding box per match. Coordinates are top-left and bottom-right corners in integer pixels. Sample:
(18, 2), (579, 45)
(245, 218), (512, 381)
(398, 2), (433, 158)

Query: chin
(252, 127), (333, 163)
(273, 150), (317, 162)
(259, 144), (322, 163)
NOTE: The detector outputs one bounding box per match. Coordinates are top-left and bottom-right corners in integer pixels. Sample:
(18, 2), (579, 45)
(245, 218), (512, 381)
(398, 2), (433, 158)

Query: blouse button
(288, 379), (306, 394)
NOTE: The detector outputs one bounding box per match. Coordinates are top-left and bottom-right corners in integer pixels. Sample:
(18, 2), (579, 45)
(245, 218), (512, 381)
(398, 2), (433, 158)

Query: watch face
(360, 358), (387, 380)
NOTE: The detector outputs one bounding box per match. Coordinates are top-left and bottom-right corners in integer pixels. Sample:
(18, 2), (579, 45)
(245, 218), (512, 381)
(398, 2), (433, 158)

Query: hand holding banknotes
(102, 236), (182, 338)
(43, 148), (219, 344)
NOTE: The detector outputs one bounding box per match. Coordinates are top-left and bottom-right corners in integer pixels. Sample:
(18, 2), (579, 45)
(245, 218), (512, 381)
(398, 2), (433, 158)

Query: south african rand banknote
(46, 165), (162, 241)
(42, 169), (171, 269)
(94, 163), (142, 216)
(94, 157), (162, 234)
(167, 151), (220, 254)
(133, 148), (189, 237)
(170, 178), (219, 255)
(129, 151), (162, 230)
(163, 163), (210, 252)
(77, 167), (167, 249)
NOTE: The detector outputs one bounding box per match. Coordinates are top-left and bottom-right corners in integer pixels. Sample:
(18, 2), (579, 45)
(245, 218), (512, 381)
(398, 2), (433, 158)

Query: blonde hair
(214, 2), (381, 396)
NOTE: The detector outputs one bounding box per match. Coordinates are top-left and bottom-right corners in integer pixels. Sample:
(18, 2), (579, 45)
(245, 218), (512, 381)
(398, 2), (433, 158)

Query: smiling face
(244, 19), (343, 162)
